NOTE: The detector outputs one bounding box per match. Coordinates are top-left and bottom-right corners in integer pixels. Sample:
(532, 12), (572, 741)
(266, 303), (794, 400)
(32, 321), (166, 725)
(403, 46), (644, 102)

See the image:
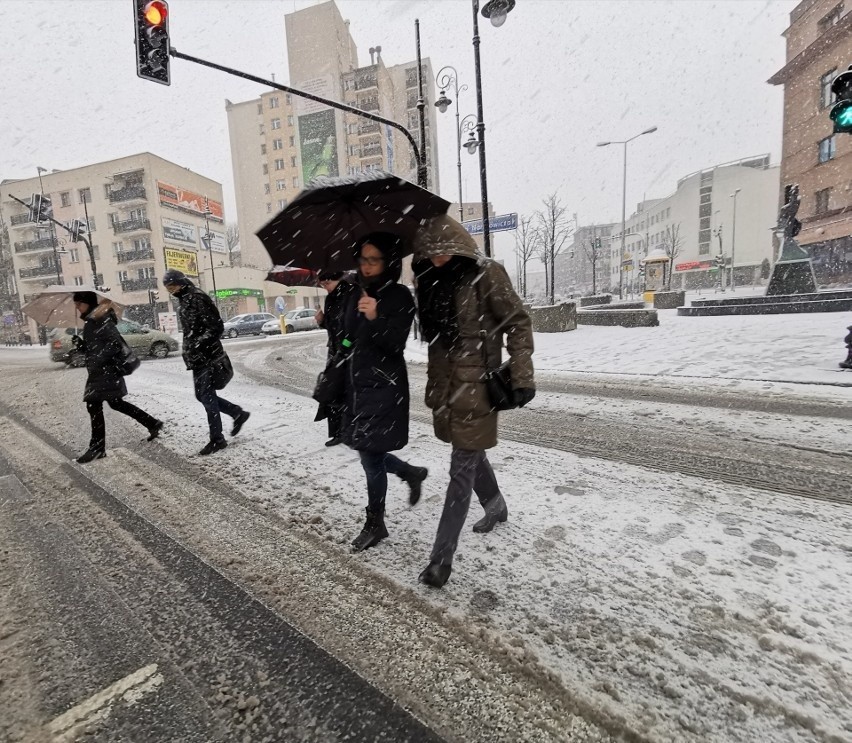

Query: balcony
(109, 185), (147, 203)
(358, 123), (380, 136)
(112, 218), (151, 234)
(10, 213), (34, 227)
(358, 99), (379, 112)
(19, 265), (61, 280)
(115, 248), (155, 264)
(361, 146), (382, 158)
(121, 277), (158, 292)
(355, 67), (378, 90)
(14, 237), (56, 254)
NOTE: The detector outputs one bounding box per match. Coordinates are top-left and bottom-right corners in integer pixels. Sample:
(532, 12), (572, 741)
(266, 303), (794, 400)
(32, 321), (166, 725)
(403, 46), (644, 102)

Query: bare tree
(582, 232), (604, 295)
(226, 222), (240, 265)
(535, 193), (574, 305)
(514, 214), (537, 298)
(661, 223), (682, 289)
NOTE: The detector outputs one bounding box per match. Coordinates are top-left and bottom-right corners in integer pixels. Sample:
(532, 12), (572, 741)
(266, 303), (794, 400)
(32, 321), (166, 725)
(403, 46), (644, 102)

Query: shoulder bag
(474, 280), (517, 411)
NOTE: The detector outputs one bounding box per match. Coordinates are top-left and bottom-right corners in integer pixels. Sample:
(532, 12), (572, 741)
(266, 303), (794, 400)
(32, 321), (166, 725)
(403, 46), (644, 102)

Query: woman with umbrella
(71, 291), (163, 463)
(339, 233), (428, 552)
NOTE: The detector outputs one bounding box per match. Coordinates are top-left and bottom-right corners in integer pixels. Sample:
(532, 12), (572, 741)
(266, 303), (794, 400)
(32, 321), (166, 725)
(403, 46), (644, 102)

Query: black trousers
(193, 366), (242, 442)
(86, 398), (159, 450)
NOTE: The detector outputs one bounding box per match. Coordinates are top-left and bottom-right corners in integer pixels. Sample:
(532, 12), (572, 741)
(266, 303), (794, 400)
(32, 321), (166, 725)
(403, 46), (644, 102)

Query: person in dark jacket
(412, 215), (535, 588)
(839, 325), (852, 369)
(163, 270), (250, 455)
(315, 270), (359, 446)
(340, 233), (428, 552)
(72, 291), (163, 464)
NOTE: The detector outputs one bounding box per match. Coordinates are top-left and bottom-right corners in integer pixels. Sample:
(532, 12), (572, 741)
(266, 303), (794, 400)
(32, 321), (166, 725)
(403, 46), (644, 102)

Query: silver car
(50, 319), (179, 367)
(282, 307), (319, 334)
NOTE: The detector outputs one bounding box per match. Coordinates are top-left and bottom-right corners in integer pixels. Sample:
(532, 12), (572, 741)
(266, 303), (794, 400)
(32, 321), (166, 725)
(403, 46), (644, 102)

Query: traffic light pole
(168, 48), (429, 189)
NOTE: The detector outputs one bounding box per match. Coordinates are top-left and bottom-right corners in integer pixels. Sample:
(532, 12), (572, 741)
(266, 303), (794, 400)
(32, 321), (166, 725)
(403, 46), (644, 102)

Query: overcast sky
(0, 0), (795, 264)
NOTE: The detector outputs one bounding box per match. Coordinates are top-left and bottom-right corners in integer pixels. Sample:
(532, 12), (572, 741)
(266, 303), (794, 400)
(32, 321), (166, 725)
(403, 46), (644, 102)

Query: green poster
(299, 109), (339, 183)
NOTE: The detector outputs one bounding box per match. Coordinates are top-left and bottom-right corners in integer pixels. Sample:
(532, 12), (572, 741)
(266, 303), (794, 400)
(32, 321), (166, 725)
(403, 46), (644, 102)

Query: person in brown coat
(413, 214), (535, 588)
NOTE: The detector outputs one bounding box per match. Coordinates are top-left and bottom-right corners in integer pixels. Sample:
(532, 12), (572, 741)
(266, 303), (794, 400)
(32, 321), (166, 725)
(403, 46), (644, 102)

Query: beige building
(227, 0), (440, 274)
(768, 0), (852, 286)
(0, 153), (237, 333)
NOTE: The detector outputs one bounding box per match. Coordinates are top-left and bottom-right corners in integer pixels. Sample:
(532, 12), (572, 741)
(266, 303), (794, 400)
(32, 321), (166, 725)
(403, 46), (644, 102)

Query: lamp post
(467, 0), (516, 258)
(434, 66), (478, 225)
(201, 196), (219, 310)
(730, 188), (741, 290)
(596, 126), (657, 298)
(36, 167), (61, 284)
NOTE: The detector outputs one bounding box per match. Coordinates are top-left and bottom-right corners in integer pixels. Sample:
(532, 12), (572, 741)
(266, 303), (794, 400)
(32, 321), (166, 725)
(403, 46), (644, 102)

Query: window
(60, 192), (70, 207)
(73, 276), (84, 286)
(278, 199), (287, 209)
(271, 118), (281, 129)
(287, 115), (294, 126)
(132, 237), (150, 251)
(275, 159), (285, 170)
(259, 123), (265, 135)
(68, 249), (79, 263)
(820, 69), (837, 108)
(273, 138), (283, 150)
(85, 217), (96, 232)
(818, 135), (836, 163)
(257, 103), (263, 115)
(78, 187), (91, 204)
(818, 4), (842, 32)
(290, 156), (297, 167)
(262, 164), (269, 175)
(289, 136), (295, 147)
(129, 207), (146, 222)
(467, 207), (474, 215)
(268, 96), (279, 108)
(815, 187), (832, 214)
(285, 94), (292, 105)
(260, 144), (267, 154)
(112, 241), (123, 254)
(264, 183), (270, 194)
(292, 177), (299, 188)
(117, 270), (129, 282)
(266, 203), (272, 213)
(276, 179), (285, 191)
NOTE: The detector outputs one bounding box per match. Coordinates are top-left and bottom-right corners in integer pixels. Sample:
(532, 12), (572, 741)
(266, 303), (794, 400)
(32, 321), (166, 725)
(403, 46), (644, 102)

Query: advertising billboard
(162, 217), (198, 247)
(164, 247), (199, 277)
(157, 181), (224, 222)
(299, 108), (339, 184)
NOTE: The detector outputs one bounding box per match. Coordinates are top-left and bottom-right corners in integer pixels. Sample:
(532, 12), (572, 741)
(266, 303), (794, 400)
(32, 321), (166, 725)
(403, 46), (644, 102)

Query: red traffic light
(143, 0), (168, 26)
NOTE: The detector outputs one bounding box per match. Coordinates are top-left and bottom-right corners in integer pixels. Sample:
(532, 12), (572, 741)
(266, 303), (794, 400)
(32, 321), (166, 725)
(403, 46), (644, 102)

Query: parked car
(281, 307), (319, 334)
(221, 312), (277, 338)
(261, 318), (281, 335)
(50, 319), (179, 368)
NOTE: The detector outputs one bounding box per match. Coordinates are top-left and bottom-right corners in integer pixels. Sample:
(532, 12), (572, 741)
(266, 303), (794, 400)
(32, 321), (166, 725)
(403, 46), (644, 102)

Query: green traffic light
(838, 104), (852, 128)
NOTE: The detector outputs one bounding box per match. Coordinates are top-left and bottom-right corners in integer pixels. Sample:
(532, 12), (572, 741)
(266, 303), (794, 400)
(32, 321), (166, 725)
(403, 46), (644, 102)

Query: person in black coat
(314, 270), (359, 446)
(162, 270), (250, 455)
(340, 233), (428, 552)
(72, 291), (163, 464)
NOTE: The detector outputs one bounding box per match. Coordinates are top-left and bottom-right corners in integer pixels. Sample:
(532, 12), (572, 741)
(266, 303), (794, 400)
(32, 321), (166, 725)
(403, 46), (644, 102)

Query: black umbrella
(256, 171), (450, 273)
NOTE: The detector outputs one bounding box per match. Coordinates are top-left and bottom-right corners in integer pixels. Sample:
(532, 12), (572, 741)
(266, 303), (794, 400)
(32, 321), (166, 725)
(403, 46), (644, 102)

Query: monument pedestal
(766, 259), (817, 295)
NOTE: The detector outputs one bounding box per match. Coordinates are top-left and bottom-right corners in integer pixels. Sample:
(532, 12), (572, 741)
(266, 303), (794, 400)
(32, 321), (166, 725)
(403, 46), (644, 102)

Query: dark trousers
(358, 451), (410, 513)
(193, 366), (242, 442)
(430, 448), (504, 566)
(86, 398), (159, 450)
(327, 403), (344, 439)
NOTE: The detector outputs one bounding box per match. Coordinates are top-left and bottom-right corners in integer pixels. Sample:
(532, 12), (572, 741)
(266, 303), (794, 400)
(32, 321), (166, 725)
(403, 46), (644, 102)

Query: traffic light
(830, 66), (852, 134)
(69, 219), (88, 243)
(134, 0), (170, 85)
(714, 254), (726, 270)
(149, 289), (159, 302)
(28, 193), (52, 223)
(637, 263), (646, 278)
(594, 237), (602, 251)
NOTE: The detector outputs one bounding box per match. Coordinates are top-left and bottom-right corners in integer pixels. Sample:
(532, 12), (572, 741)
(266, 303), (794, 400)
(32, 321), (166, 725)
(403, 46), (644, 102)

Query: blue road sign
(462, 213), (518, 235)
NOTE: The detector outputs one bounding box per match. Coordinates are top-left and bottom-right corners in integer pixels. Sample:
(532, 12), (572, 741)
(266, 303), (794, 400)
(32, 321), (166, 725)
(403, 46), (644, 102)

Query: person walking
(314, 270), (359, 446)
(162, 269), (250, 455)
(412, 215), (535, 588)
(72, 291), (163, 463)
(340, 233), (428, 552)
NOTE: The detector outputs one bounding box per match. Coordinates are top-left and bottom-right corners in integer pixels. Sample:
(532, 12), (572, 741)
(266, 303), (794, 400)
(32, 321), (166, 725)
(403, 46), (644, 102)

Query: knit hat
(162, 269), (191, 286)
(72, 291), (99, 308)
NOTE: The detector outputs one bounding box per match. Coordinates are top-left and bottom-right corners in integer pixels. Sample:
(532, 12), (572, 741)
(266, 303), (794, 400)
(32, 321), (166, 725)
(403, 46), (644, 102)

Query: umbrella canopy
(256, 171), (450, 273)
(21, 285), (123, 328)
(265, 266), (319, 288)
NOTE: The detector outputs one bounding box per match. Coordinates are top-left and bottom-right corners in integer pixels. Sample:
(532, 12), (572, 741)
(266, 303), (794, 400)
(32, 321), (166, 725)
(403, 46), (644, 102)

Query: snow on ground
(97, 359), (852, 743)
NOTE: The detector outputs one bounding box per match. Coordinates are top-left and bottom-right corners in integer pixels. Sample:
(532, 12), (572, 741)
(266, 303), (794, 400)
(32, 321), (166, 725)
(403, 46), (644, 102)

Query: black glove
(513, 388), (536, 408)
(70, 334), (85, 351)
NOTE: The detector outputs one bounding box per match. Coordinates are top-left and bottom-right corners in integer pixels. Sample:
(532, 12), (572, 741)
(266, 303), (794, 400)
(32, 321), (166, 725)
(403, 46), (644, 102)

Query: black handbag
(118, 339), (141, 376)
(312, 351), (348, 405)
(209, 352), (234, 390)
(475, 283), (518, 412)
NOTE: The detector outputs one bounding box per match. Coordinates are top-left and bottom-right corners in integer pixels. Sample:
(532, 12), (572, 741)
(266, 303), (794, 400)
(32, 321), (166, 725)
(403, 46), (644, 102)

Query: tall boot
(472, 495), (508, 533)
(76, 444), (106, 464)
(351, 507), (388, 552)
(398, 465), (428, 506)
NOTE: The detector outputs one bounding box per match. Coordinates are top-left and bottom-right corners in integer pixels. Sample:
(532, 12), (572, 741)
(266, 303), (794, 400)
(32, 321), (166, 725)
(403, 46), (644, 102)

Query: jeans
(86, 399), (159, 450)
(358, 450), (409, 513)
(430, 448), (503, 566)
(193, 366), (242, 442)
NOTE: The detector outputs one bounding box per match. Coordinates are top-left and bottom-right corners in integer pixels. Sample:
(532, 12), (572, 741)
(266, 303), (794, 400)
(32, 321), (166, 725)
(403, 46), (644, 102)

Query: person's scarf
(415, 257), (475, 349)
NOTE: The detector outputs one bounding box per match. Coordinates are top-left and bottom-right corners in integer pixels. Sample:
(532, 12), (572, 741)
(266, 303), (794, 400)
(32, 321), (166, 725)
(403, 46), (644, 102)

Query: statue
(766, 184), (817, 295)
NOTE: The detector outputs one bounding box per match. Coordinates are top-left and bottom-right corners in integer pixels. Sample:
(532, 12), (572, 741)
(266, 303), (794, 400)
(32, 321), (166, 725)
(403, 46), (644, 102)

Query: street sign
(462, 213), (518, 235)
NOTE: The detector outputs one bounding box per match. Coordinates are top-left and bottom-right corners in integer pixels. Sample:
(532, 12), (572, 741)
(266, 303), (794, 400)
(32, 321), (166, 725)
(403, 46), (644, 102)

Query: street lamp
(730, 188), (741, 290)
(469, 0), (516, 258)
(36, 166), (61, 284)
(434, 66), (478, 224)
(201, 196), (220, 310)
(596, 126), (657, 299)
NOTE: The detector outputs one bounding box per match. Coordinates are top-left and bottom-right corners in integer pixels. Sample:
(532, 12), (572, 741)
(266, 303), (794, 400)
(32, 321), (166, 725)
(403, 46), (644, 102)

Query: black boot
(400, 465), (428, 506)
(147, 420), (164, 441)
(472, 501), (508, 533)
(351, 507), (388, 552)
(419, 562), (452, 588)
(76, 446), (106, 464)
(839, 349), (852, 370)
(199, 439), (228, 456)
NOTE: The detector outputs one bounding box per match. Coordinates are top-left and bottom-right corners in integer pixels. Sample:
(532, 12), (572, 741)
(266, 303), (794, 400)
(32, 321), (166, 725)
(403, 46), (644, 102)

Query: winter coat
(414, 214), (534, 450)
(80, 303), (127, 403)
(320, 279), (360, 356)
(173, 284), (225, 370)
(339, 278), (415, 453)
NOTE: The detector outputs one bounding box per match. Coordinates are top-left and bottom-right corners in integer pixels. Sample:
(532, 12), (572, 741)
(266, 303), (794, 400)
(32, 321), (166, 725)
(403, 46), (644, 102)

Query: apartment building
(768, 0), (852, 286)
(227, 0), (440, 269)
(0, 153), (229, 333)
(554, 222), (617, 297)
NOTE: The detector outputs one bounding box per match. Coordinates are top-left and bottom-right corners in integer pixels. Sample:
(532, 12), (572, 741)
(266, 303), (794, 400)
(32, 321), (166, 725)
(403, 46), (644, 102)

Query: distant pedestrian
(339, 233), (428, 552)
(71, 291), (163, 464)
(412, 215), (535, 588)
(314, 269), (359, 446)
(163, 270), (250, 455)
(840, 325), (852, 370)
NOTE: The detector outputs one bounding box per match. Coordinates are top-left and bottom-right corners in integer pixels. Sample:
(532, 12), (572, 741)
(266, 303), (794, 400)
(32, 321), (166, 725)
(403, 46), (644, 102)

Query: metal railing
(112, 218), (151, 234)
(115, 248), (155, 264)
(10, 213), (34, 226)
(358, 99), (379, 112)
(14, 238), (55, 253)
(361, 146), (382, 157)
(358, 123), (380, 135)
(109, 185), (147, 203)
(120, 277), (158, 292)
(19, 265), (60, 279)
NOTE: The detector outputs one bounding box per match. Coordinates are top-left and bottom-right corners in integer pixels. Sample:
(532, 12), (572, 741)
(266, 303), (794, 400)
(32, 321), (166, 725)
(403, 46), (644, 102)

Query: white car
(261, 319), (281, 335)
(281, 308), (320, 334)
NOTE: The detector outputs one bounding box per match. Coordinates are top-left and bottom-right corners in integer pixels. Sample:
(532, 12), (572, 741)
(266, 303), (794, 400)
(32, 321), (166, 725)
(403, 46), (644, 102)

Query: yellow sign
(164, 247), (198, 277)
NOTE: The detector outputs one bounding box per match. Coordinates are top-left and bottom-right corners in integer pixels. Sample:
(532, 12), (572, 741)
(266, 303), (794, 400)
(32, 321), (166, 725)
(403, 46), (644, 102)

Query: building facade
(0, 153), (233, 333)
(555, 222), (617, 297)
(768, 0), (852, 287)
(227, 0), (440, 270)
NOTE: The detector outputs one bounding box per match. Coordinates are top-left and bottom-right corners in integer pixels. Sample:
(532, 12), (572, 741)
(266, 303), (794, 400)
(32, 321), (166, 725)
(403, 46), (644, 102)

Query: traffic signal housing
(830, 66), (852, 134)
(134, 0), (170, 85)
(28, 193), (52, 223)
(714, 254), (726, 270)
(69, 219), (87, 243)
